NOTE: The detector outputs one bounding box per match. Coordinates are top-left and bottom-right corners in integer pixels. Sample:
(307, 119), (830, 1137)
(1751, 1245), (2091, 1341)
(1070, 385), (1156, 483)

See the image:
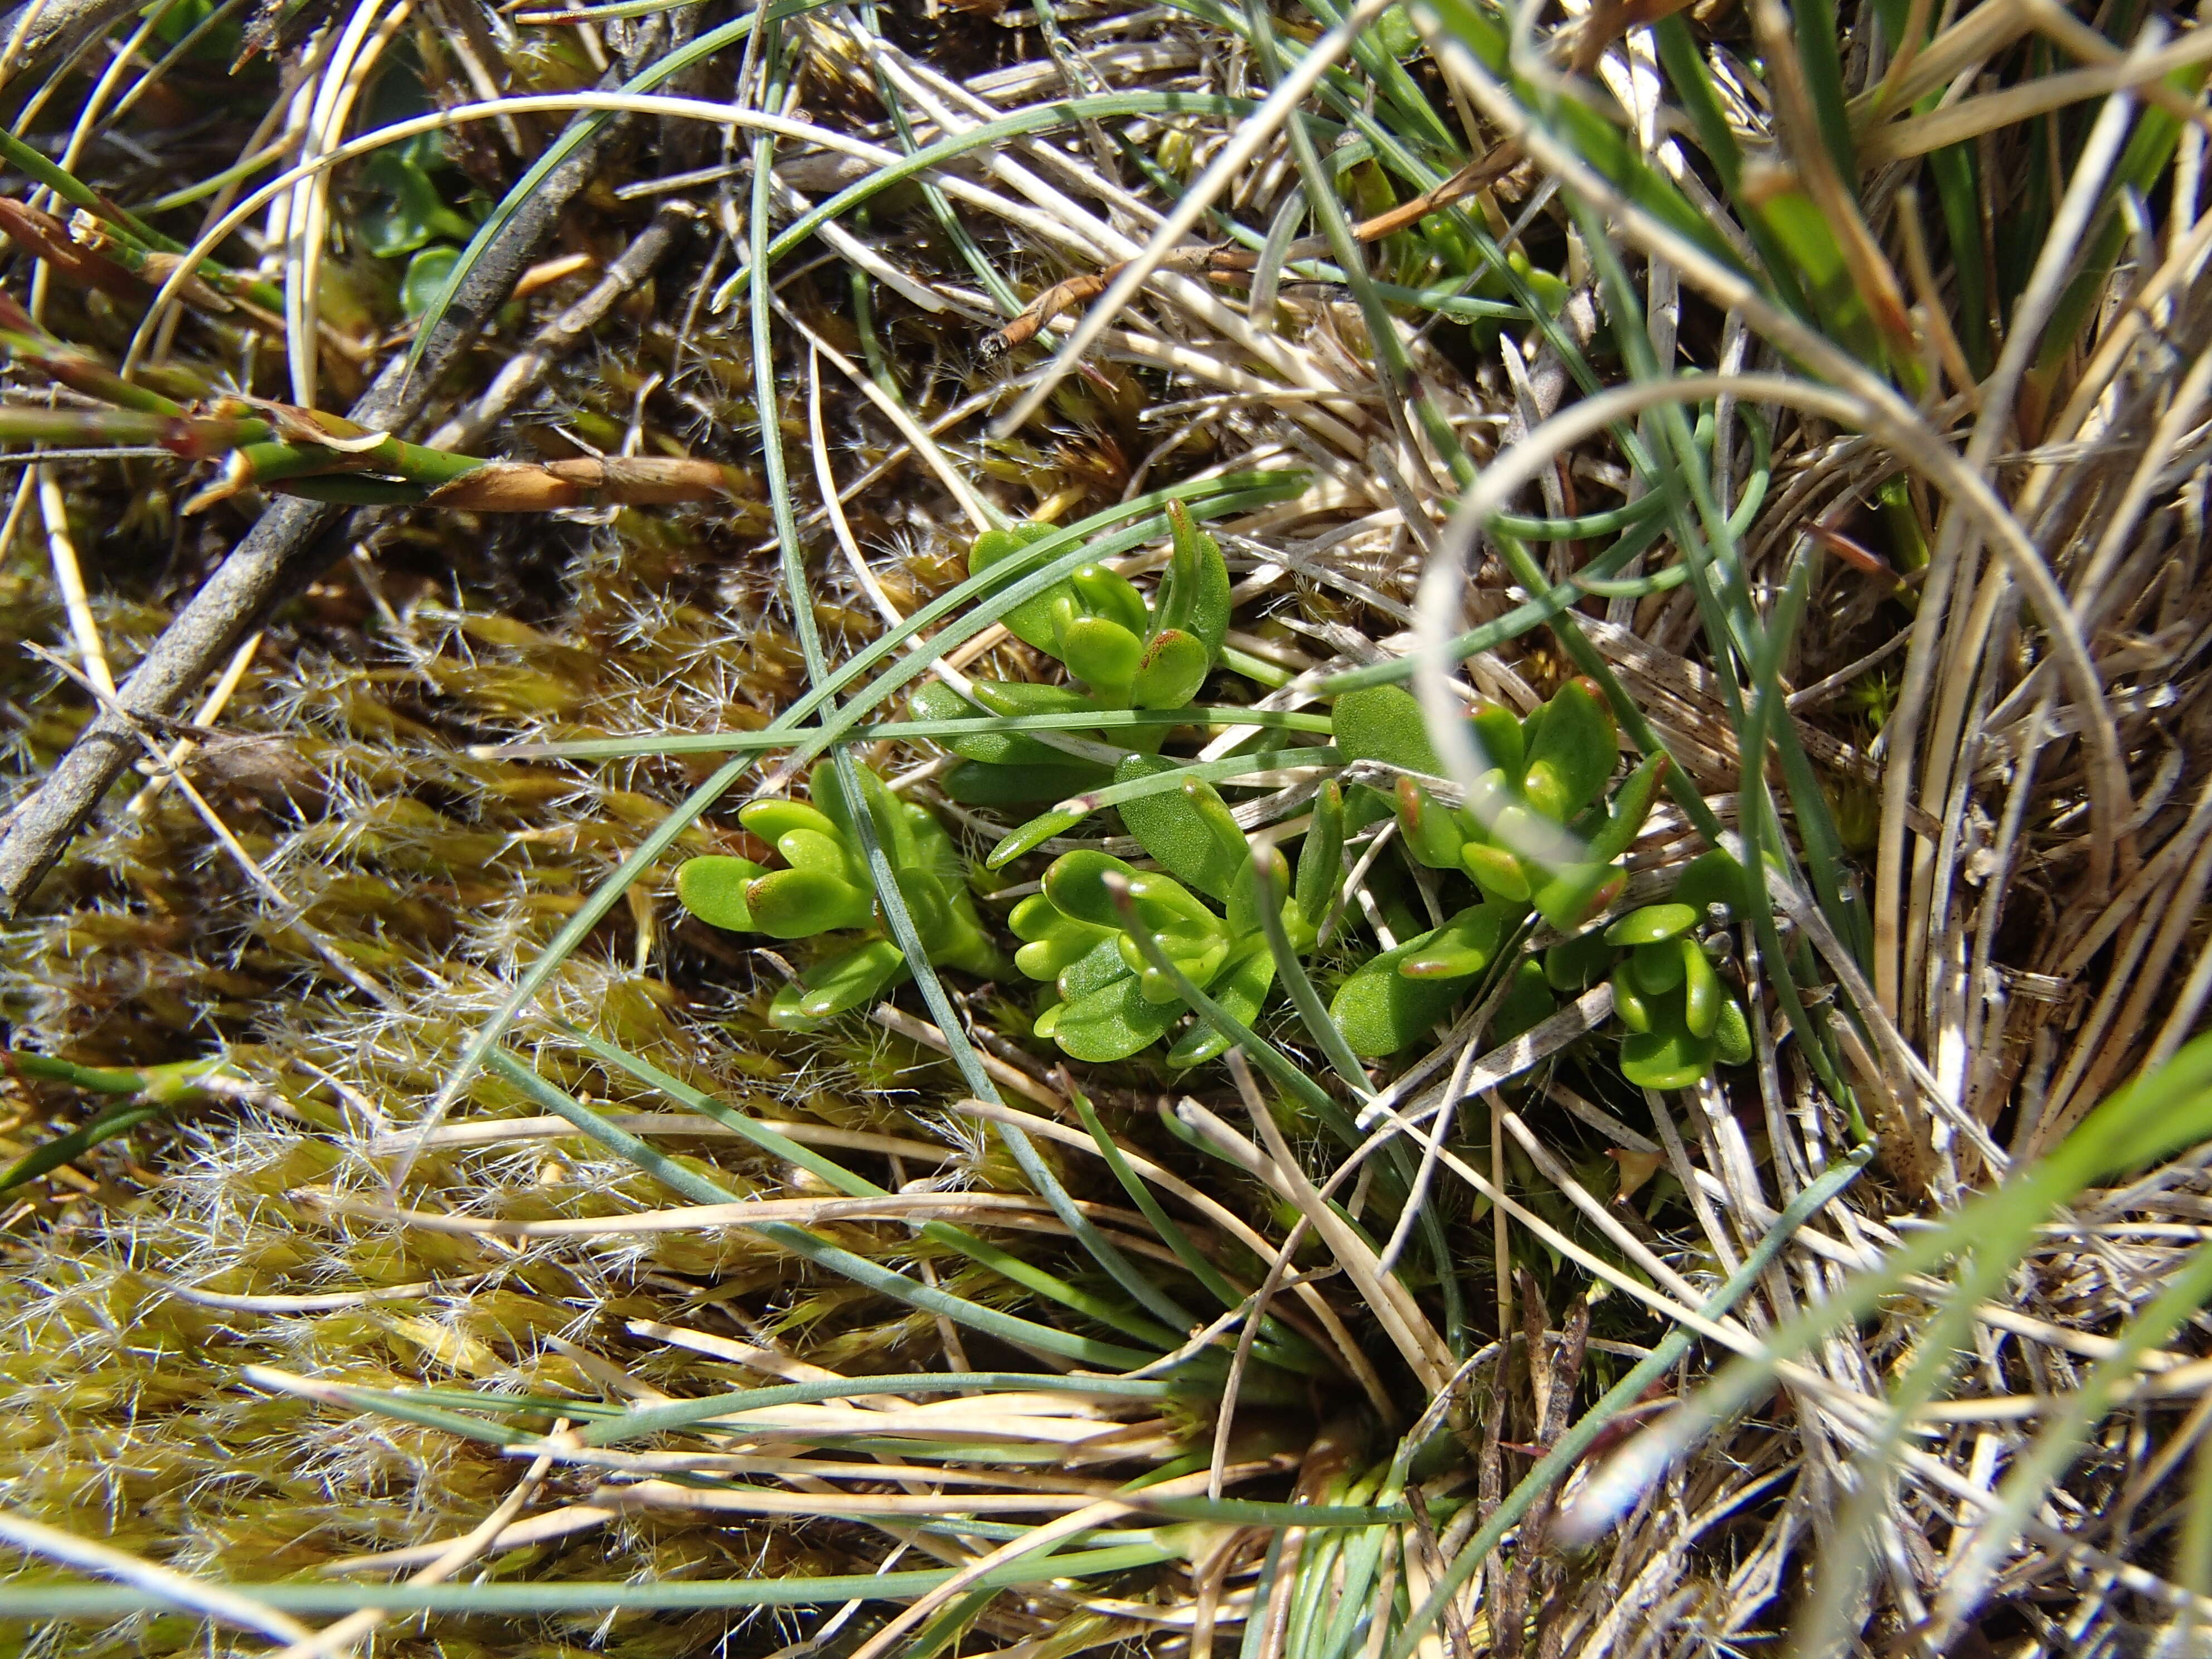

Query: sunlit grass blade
(0, 1547), (1182, 1619)
(482, 1050), (1162, 1367)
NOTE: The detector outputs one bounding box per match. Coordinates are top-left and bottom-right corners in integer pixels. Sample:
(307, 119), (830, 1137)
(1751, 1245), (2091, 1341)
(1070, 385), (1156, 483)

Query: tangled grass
(3, 0), (2212, 1655)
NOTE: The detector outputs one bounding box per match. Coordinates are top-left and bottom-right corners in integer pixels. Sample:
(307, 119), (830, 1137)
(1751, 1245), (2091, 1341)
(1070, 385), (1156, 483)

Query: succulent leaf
(774, 827), (851, 876)
(1071, 562), (1149, 635)
(1158, 499), (1233, 655)
(1605, 903), (1699, 948)
(966, 522), (1071, 651)
(1397, 777), (1467, 870)
(1058, 934), (1136, 1001)
(1460, 838), (1533, 902)
(1059, 615), (1145, 698)
(1673, 848), (1751, 919)
(1530, 861), (1624, 931)
(1610, 966), (1653, 1033)
(1332, 683), (1444, 775)
(744, 868), (876, 939)
(943, 759), (1111, 807)
(1331, 929), (1477, 1057)
(1042, 850), (1141, 930)
(1491, 959), (1556, 1045)
(1294, 779), (1345, 927)
(1398, 901), (1511, 979)
(1620, 1022), (1719, 1090)
(1114, 759), (1249, 899)
(1049, 973), (1185, 1063)
(769, 939), (909, 1029)
(1520, 676), (1618, 820)
(1713, 994), (1754, 1066)
(1469, 700), (1526, 780)
(1631, 940), (1687, 994)
(1680, 937), (1722, 1037)
(1165, 942), (1275, 1067)
(1584, 751), (1671, 864)
(1129, 628), (1211, 710)
(740, 799), (841, 846)
(1543, 927), (1614, 991)
(675, 855), (766, 932)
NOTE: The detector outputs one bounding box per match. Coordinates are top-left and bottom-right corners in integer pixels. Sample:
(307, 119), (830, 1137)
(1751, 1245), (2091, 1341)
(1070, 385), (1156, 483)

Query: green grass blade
(482, 1050), (1159, 1368)
(484, 706), (1335, 761)
(0, 1548), (1180, 1619)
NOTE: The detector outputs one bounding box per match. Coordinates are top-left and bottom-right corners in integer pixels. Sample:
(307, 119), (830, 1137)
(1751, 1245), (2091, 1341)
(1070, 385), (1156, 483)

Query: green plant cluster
(672, 525), (1755, 1094)
(673, 758), (1006, 1030)
(1328, 682), (1753, 1085)
(908, 500), (1231, 808)
(1011, 782), (1343, 1067)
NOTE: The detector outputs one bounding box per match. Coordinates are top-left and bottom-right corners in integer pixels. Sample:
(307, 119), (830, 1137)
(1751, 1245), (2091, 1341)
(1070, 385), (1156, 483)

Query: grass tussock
(2, 0), (2212, 1656)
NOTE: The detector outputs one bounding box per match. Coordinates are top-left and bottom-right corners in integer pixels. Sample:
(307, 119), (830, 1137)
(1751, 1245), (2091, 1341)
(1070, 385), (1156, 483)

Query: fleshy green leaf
(1058, 935), (1136, 1001)
(1605, 903), (1699, 948)
(1520, 677), (1618, 821)
(1158, 499), (1232, 656)
(1294, 779), (1345, 928)
(1047, 973), (1184, 1063)
(1399, 902), (1511, 980)
(910, 680), (1100, 769)
(1460, 838), (1532, 903)
(987, 802), (1090, 870)
(1397, 777), (1467, 870)
(1584, 752), (1671, 864)
(1332, 684), (1444, 775)
(1114, 759), (1248, 899)
(1042, 850), (1142, 929)
(1469, 701), (1525, 781)
(1529, 861), (1623, 931)
(1060, 615), (1144, 697)
(400, 246), (460, 319)
(1225, 842), (1289, 938)
(967, 523), (1068, 651)
(1126, 933), (1229, 1003)
(773, 827), (851, 876)
(1543, 928), (1613, 992)
(744, 869), (875, 939)
(943, 759), (1110, 807)
(1631, 940), (1687, 995)
(1071, 564), (1148, 636)
(1611, 966), (1653, 1034)
(675, 856), (766, 932)
(1166, 942), (1275, 1067)
(1620, 1023), (1718, 1090)
(740, 799), (841, 846)
(1128, 628), (1211, 710)
(1681, 939), (1723, 1038)
(1673, 849), (1750, 919)
(1491, 959), (1555, 1046)
(1714, 995), (1754, 1066)
(1331, 928), (1476, 1058)
(769, 939), (909, 1028)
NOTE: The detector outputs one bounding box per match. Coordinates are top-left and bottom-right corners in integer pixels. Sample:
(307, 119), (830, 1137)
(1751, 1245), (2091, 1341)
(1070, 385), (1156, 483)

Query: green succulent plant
(673, 760), (1007, 1030)
(1012, 779), (1343, 1066)
(1333, 677), (1668, 934)
(1329, 679), (1753, 1086)
(1594, 896), (1755, 1089)
(910, 501), (1233, 806)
